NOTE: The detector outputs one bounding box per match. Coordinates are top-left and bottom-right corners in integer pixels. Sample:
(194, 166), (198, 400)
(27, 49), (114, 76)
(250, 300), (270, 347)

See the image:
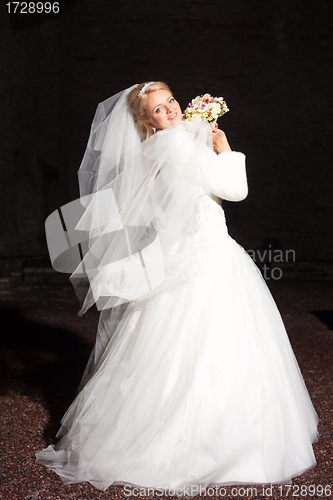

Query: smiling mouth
(168, 113), (177, 120)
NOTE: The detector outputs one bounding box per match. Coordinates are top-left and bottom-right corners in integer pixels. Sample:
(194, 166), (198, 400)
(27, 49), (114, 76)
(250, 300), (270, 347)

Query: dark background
(1, 0), (333, 290)
(1, 4), (333, 497)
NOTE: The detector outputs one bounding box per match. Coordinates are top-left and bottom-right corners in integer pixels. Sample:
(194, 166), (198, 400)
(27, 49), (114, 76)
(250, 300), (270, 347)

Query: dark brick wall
(1, 0), (332, 273)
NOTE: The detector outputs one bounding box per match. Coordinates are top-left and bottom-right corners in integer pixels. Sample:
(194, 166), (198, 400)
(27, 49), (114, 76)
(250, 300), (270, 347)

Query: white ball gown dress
(36, 117), (318, 495)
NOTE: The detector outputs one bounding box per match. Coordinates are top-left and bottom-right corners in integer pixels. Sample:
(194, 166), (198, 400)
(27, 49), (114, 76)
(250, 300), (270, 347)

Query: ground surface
(0, 279), (332, 500)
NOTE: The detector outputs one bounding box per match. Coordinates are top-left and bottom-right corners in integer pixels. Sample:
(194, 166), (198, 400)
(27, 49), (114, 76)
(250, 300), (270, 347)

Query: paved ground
(0, 279), (332, 500)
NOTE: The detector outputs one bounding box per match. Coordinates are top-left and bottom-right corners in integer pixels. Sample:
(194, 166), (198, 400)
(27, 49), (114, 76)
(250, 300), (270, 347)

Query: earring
(152, 127), (156, 134)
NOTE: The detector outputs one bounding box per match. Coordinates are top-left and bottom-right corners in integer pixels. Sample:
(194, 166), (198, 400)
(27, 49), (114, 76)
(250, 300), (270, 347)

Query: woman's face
(145, 89), (183, 131)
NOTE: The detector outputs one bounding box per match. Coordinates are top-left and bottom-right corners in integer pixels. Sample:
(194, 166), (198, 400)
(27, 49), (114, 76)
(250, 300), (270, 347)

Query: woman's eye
(155, 107), (162, 113)
(169, 98), (175, 103)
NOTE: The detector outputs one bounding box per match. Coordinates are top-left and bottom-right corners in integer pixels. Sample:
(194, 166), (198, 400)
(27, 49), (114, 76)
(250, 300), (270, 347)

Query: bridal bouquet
(184, 94), (229, 123)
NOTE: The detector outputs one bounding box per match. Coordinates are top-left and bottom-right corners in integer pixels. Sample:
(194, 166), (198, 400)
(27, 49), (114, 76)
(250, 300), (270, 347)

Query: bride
(36, 81), (318, 495)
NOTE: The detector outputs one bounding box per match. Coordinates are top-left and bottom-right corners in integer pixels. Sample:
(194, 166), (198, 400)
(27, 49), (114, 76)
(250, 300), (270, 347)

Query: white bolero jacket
(156, 122), (248, 208)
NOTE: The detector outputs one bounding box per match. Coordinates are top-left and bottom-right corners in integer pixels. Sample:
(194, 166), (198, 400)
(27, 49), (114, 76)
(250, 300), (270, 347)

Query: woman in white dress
(36, 81), (318, 495)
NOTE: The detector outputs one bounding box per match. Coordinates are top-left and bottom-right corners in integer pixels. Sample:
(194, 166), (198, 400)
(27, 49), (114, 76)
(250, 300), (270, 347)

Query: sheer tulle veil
(77, 85), (141, 198)
(67, 84), (216, 317)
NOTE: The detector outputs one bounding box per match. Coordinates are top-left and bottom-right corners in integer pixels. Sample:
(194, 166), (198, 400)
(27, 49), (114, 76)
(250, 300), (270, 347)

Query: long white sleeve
(202, 151), (248, 201)
(156, 123), (248, 203)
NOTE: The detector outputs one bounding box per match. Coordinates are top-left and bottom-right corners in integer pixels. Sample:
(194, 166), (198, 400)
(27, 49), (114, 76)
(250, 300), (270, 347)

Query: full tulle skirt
(36, 197), (318, 494)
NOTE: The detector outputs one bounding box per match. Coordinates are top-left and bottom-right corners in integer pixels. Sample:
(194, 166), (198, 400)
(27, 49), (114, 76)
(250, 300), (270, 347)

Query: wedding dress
(36, 88), (318, 495)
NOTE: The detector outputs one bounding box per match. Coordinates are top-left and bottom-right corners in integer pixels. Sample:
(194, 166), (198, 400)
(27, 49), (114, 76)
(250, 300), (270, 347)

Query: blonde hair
(127, 81), (172, 141)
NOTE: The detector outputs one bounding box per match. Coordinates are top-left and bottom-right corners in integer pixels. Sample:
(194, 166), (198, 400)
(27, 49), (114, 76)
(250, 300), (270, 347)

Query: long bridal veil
(54, 85), (219, 316)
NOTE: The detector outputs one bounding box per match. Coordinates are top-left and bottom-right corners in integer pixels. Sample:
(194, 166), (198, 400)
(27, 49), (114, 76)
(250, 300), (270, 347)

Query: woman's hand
(210, 122), (231, 154)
